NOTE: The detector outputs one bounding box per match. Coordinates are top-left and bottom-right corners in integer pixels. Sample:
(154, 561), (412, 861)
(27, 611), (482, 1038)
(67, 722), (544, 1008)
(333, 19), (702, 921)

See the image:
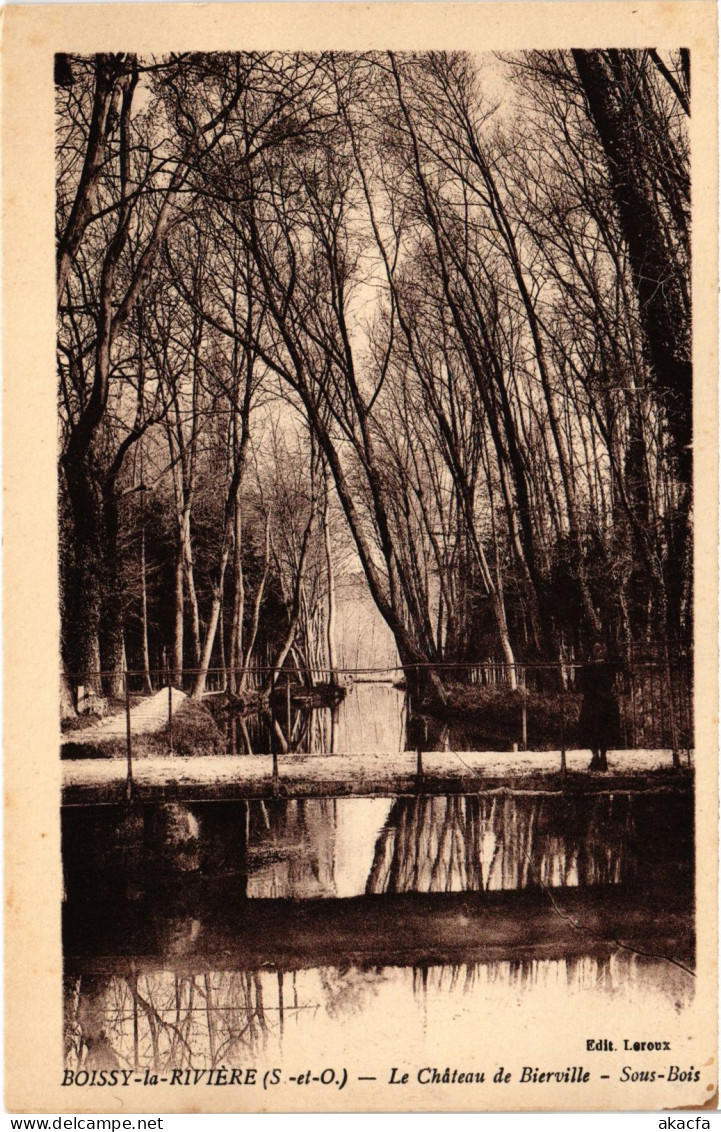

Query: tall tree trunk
(60, 454), (103, 692)
(140, 525), (153, 692)
(574, 46), (693, 644)
(228, 503), (245, 695)
(218, 599), (227, 692)
(60, 664), (77, 721)
(572, 49), (691, 492)
(180, 505), (202, 666)
(99, 478), (125, 698)
(191, 559), (230, 699)
(173, 549), (184, 687)
(191, 430), (251, 698)
(56, 55), (127, 301)
(322, 475), (338, 683)
(376, 62), (552, 654)
(238, 519), (270, 694)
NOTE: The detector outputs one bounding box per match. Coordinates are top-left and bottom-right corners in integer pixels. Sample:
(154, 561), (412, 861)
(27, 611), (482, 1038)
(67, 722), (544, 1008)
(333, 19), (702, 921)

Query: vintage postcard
(2, 1), (718, 1114)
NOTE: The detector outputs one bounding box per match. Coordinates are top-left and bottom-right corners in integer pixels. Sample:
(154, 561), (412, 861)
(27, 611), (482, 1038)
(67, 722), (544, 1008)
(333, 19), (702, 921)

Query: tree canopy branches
(56, 49), (692, 702)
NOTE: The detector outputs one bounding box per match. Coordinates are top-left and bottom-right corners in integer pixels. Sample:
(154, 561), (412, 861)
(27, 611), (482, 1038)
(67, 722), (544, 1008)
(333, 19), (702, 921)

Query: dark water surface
(217, 675), (692, 755)
(222, 683), (526, 754)
(63, 788), (694, 1073)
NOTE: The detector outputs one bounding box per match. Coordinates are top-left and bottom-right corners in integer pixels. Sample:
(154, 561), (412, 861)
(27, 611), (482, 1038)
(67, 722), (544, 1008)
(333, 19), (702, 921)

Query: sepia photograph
(2, 1), (718, 1115)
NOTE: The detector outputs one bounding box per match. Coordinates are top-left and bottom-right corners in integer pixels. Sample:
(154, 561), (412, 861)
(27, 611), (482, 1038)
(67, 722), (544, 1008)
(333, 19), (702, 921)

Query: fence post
(665, 656), (680, 768)
(521, 670), (528, 750)
(286, 680), (292, 739)
(124, 672), (133, 802)
(167, 668), (174, 755)
(415, 747), (424, 792)
(559, 664), (567, 775)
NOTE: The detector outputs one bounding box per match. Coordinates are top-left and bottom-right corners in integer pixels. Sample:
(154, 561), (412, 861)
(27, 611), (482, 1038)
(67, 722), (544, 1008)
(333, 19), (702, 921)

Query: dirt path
(65, 688), (186, 743)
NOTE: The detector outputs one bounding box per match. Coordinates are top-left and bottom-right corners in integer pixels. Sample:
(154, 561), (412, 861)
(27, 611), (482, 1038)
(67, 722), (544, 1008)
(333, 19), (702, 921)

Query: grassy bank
(61, 699), (225, 760)
(418, 683), (583, 750)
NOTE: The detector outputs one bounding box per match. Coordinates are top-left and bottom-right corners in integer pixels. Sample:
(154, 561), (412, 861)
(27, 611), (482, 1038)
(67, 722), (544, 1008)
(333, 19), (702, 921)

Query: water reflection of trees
(65, 792), (688, 906)
(246, 798), (337, 899)
(63, 799), (341, 904)
(367, 795), (637, 894)
(410, 954), (693, 1009)
(64, 970), (279, 1073)
(318, 967), (384, 1020)
(226, 685), (407, 755)
(64, 951), (692, 1072)
(230, 704), (340, 756)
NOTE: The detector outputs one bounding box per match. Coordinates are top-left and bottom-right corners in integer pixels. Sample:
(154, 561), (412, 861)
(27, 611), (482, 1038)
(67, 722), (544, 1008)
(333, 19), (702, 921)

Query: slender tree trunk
(376, 63), (551, 654)
(99, 480), (125, 698)
(238, 518), (270, 694)
(192, 560), (230, 699)
(180, 505), (202, 666)
(241, 199), (448, 705)
(140, 526), (153, 692)
(229, 503), (245, 695)
(218, 600), (227, 692)
(322, 475), (338, 683)
(56, 56), (126, 301)
(191, 434), (251, 698)
(173, 549), (184, 688)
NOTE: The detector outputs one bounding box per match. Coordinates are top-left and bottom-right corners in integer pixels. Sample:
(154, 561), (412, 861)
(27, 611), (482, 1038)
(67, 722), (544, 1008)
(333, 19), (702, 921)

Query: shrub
(157, 699), (226, 757)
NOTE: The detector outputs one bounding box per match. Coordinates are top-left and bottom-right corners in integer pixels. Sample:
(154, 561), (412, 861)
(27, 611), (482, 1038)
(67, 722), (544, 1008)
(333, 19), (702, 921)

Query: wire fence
(62, 658), (693, 772)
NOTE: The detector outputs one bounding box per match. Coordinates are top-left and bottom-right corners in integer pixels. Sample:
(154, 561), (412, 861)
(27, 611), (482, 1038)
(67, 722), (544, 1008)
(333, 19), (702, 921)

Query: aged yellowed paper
(3, 1), (718, 1114)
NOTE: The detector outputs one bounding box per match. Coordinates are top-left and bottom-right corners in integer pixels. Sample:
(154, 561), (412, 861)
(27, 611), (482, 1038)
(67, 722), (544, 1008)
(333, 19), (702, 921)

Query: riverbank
(415, 680), (689, 752)
(418, 683), (580, 742)
(61, 696), (225, 759)
(212, 680), (347, 717)
(61, 681), (349, 759)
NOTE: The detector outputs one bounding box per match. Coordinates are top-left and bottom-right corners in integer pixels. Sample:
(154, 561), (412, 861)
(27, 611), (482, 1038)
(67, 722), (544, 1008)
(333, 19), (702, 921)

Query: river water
(63, 784), (694, 1074)
(219, 668), (692, 755)
(225, 682), (526, 754)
